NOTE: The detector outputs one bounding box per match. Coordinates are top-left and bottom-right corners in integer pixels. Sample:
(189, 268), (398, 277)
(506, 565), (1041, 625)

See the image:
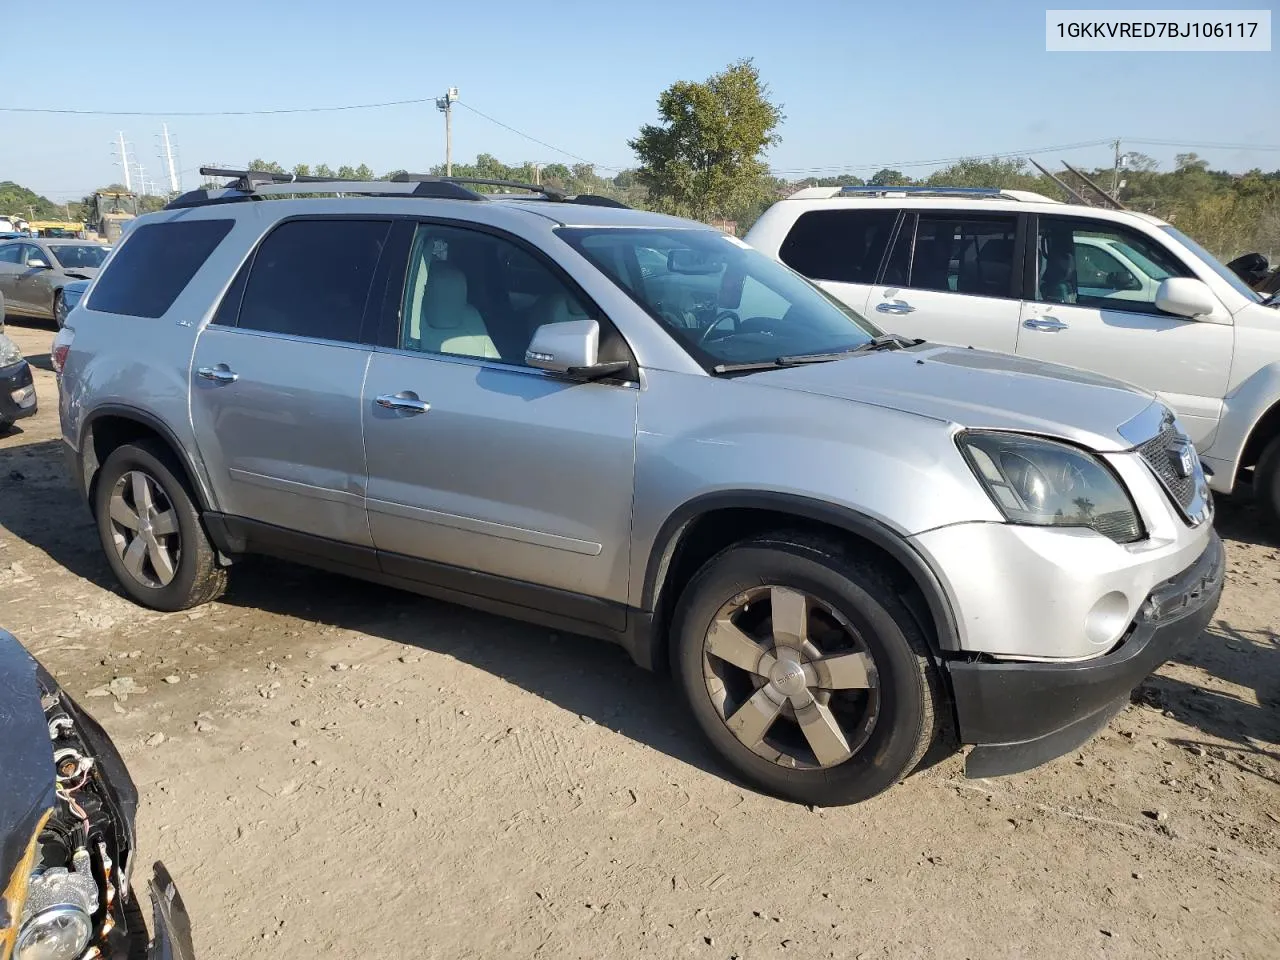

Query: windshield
(50, 244), (109, 269)
(558, 227), (879, 368)
(1161, 225), (1262, 303)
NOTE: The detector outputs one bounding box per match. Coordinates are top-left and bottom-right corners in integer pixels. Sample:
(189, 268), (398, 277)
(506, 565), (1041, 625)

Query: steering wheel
(698, 310), (740, 345)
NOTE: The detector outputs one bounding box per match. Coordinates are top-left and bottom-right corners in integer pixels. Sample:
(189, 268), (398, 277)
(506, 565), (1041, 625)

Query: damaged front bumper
(948, 532), (1225, 778)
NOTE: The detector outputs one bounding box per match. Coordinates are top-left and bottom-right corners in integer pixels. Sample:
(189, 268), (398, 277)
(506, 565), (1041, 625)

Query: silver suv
(54, 170), (1223, 806)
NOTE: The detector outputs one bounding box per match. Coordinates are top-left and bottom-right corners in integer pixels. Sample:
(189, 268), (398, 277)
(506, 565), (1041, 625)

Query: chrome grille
(1136, 418), (1197, 513)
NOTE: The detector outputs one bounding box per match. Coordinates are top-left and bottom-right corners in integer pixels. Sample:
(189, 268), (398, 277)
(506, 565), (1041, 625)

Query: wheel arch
(638, 492), (962, 672)
(79, 405), (215, 515)
(1237, 397), (1280, 479)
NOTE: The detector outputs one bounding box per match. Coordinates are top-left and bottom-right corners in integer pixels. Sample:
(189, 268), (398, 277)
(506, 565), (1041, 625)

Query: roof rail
(165, 167), (631, 211)
(784, 184), (1060, 203)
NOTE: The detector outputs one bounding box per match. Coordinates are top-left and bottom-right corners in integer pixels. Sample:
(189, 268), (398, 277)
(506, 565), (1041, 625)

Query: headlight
(0, 335), (22, 368)
(14, 908), (92, 960)
(958, 431), (1143, 543)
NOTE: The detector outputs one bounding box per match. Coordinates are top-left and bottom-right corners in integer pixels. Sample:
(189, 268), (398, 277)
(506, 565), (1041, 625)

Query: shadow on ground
(0, 439), (735, 783)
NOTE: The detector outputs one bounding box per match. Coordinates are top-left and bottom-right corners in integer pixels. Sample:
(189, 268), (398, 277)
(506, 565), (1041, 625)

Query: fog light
(1085, 591), (1130, 646)
(11, 384), (35, 408)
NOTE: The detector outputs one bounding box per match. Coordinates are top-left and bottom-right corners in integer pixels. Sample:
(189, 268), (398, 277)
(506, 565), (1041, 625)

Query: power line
(1127, 138), (1280, 152)
(768, 138), (1118, 175)
(0, 97), (434, 117)
(455, 101), (623, 171)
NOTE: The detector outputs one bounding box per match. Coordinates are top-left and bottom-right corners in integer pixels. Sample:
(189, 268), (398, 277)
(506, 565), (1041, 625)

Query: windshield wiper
(711, 336), (923, 375)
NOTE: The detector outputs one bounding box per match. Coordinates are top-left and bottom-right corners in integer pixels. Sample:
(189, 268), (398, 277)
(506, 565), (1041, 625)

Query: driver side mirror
(1154, 277), (1218, 319)
(27, 257), (50, 269)
(525, 318), (630, 381)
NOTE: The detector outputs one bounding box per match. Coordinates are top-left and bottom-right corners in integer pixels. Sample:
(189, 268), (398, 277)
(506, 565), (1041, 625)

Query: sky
(2, 0), (1277, 203)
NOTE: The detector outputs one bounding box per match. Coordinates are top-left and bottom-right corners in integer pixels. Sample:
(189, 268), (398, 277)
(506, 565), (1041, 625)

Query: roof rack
(165, 167), (630, 211)
(785, 185), (1059, 203)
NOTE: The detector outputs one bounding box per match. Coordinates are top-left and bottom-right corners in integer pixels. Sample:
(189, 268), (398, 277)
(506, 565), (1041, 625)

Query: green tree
(292, 163), (311, 178)
(629, 58), (783, 222)
(315, 163), (335, 178)
(247, 158), (286, 174)
(336, 165), (357, 180)
(868, 168), (911, 186)
(1175, 152), (1210, 172)
(0, 181), (63, 220)
(353, 164), (374, 180)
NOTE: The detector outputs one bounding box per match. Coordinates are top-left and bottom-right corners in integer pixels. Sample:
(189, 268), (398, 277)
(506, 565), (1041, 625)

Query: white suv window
(910, 214), (1017, 298)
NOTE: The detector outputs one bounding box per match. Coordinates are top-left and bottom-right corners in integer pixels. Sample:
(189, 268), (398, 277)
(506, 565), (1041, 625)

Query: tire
(1254, 434), (1280, 533)
(0, 417), (13, 435)
(53, 290), (66, 329)
(671, 532), (943, 806)
(93, 440), (227, 611)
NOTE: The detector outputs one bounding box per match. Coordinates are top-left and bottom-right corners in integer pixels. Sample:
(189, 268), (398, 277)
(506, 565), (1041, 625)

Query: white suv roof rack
(784, 185), (1060, 203)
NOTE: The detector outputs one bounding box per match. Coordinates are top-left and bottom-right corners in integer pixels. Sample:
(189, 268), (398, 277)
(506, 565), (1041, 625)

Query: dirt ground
(1, 318), (1277, 960)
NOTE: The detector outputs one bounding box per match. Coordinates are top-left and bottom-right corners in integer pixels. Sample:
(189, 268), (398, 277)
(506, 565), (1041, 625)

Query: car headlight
(958, 431), (1143, 543)
(14, 908), (92, 960)
(0, 335), (22, 368)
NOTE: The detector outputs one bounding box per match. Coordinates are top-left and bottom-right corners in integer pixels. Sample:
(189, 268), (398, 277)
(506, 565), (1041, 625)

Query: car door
(8, 243), (49, 312)
(775, 208), (898, 318)
(0, 243), (22, 308)
(865, 211), (1023, 352)
(189, 217), (393, 548)
(361, 220), (639, 622)
(18, 243), (57, 316)
(1015, 215), (1233, 448)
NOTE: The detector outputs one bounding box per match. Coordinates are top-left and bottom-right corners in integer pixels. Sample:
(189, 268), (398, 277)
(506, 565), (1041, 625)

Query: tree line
(11, 58), (1278, 261)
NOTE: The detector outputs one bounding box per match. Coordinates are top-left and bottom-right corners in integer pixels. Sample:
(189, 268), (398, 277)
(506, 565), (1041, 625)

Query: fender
(1205, 362), (1280, 491)
(79, 403), (218, 512)
(641, 490), (962, 653)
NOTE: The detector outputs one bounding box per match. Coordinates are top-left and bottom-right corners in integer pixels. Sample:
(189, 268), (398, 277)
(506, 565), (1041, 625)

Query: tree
(292, 163), (311, 178)
(247, 158), (285, 174)
(1125, 152), (1159, 173)
(629, 58), (783, 222)
(353, 164), (374, 181)
(1175, 152), (1209, 172)
(869, 168), (911, 186)
(336, 165), (356, 180)
(315, 164), (335, 178)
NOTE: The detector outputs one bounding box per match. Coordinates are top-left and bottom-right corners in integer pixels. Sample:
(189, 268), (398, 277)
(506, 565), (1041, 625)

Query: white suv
(746, 186), (1280, 525)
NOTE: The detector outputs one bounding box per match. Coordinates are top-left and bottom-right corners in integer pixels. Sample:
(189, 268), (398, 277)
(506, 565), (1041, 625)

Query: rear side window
(236, 219), (390, 343)
(778, 209), (897, 283)
(910, 214), (1017, 298)
(89, 219), (233, 318)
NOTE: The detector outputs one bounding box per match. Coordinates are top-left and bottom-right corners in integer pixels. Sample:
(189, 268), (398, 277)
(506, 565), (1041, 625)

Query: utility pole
(1111, 138), (1121, 199)
(534, 162), (541, 186)
(114, 132), (133, 191)
(435, 87), (458, 176)
(161, 123), (180, 194)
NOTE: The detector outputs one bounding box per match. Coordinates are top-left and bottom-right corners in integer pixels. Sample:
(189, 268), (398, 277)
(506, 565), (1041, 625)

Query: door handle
(196, 364), (239, 383)
(876, 299), (916, 315)
(376, 391), (430, 414)
(1022, 317), (1069, 332)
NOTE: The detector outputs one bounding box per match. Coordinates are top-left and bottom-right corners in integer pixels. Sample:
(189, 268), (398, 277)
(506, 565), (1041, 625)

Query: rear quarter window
(88, 219), (234, 318)
(778, 209), (897, 284)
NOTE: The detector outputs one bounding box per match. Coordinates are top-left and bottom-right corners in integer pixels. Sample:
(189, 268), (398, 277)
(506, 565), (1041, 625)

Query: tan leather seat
(408, 260), (499, 359)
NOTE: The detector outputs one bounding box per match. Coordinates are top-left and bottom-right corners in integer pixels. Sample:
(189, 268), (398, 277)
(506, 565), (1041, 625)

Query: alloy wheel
(702, 585), (880, 769)
(107, 471), (181, 589)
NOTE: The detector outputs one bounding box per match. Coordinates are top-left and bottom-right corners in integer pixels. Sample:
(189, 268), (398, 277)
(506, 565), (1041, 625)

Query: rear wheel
(672, 532), (943, 806)
(93, 440), (227, 611)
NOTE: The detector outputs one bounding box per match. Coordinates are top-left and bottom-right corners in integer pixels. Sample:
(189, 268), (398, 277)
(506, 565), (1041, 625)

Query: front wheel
(93, 440), (227, 611)
(54, 290), (67, 328)
(1254, 434), (1280, 533)
(672, 533), (943, 806)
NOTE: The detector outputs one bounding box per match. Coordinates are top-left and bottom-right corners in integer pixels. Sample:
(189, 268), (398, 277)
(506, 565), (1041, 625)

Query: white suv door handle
(1023, 317), (1069, 332)
(876, 299), (916, 315)
(197, 364), (239, 383)
(376, 391), (430, 414)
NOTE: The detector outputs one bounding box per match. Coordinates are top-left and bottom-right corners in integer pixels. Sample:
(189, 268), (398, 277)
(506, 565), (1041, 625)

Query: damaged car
(0, 629), (193, 960)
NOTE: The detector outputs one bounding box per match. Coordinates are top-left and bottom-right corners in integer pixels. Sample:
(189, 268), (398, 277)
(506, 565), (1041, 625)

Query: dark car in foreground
(0, 333), (37, 433)
(0, 629), (194, 960)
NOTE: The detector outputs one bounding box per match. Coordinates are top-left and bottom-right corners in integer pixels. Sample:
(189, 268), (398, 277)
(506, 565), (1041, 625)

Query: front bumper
(949, 532), (1224, 778)
(0, 359), (37, 422)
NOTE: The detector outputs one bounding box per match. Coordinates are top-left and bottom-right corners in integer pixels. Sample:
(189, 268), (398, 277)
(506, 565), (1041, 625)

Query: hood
(0, 631), (58, 924)
(754, 343), (1158, 452)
